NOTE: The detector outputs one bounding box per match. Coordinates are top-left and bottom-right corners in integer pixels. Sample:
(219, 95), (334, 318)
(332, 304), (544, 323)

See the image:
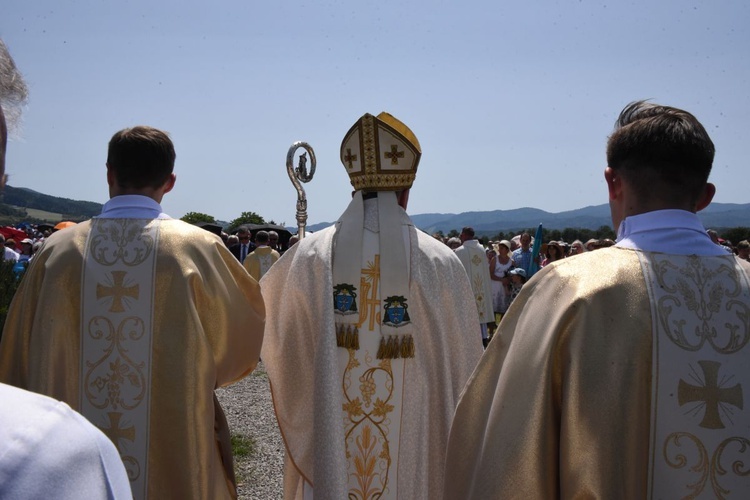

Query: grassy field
(20, 207), (64, 222)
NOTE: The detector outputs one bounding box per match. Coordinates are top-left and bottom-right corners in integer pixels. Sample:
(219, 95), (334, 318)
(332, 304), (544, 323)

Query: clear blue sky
(3, 1), (748, 225)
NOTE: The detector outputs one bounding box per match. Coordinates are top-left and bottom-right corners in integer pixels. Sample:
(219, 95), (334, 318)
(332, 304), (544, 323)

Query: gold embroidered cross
(97, 271), (139, 313)
(384, 144), (404, 165)
(359, 255), (381, 331)
(101, 411), (136, 453)
(678, 360), (743, 429)
(344, 148), (358, 169)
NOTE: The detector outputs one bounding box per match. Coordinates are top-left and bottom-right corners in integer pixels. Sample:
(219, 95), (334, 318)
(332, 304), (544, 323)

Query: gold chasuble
(0, 219), (265, 500)
(444, 247), (750, 499)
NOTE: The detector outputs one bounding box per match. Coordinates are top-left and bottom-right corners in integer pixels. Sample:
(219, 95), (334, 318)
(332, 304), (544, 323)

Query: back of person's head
(462, 227), (475, 239)
(255, 230), (269, 245)
(107, 126), (176, 190)
(606, 100), (714, 208)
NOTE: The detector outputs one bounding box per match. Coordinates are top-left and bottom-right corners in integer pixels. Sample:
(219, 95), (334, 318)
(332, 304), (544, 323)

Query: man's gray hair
(0, 39), (29, 132)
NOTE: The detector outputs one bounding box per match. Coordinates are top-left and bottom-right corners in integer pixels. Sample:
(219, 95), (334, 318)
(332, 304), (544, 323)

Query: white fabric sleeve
(0, 384), (132, 499)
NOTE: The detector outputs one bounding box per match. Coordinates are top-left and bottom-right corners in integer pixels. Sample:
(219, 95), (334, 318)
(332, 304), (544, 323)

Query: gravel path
(216, 362), (284, 500)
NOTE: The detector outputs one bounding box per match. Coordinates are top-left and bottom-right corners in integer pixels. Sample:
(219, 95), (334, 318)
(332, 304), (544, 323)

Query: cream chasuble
(444, 248), (750, 499)
(260, 211), (483, 500)
(455, 240), (495, 325)
(0, 218), (265, 500)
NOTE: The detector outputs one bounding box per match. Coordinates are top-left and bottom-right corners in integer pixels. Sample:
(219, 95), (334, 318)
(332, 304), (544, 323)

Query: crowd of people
(2, 37), (750, 500)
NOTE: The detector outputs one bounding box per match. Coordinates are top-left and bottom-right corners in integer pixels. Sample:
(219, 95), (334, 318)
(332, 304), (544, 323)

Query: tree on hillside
(228, 211), (266, 232)
(721, 227), (750, 245)
(181, 212), (216, 224)
(594, 225), (616, 240)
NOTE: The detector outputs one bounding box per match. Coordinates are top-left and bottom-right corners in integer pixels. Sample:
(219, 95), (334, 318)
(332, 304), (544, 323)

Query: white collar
(99, 195), (171, 219)
(617, 210), (706, 240)
(615, 209), (728, 256)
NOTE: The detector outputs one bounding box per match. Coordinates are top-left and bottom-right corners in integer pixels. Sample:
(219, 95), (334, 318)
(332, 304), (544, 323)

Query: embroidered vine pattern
(90, 219), (155, 267)
(84, 316), (146, 411)
(653, 256), (749, 354)
(664, 432), (750, 498)
(342, 348), (394, 499)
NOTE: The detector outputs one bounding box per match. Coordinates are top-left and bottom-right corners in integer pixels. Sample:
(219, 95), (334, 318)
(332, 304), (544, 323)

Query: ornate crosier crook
(286, 141), (316, 239)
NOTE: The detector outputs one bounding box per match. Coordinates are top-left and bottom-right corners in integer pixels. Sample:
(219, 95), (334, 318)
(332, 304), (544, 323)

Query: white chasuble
(641, 253), (750, 498)
(81, 218), (159, 498)
(338, 225), (405, 499)
(455, 241), (494, 325)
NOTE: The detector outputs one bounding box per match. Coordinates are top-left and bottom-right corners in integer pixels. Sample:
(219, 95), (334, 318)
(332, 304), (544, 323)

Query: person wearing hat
(0, 234), (19, 262)
(541, 240), (564, 267)
(17, 237), (33, 263)
(507, 266), (527, 306)
(489, 239), (513, 319)
(445, 101), (750, 498)
(260, 112), (482, 499)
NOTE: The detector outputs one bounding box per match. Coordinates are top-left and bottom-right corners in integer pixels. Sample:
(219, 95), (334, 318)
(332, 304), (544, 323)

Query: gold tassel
(400, 334), (415, 358)
(390, 336), (400, 359)
(336, 324), (345, 347)
(376, 335), (416, 359)
(336, 324), (360, 350)
(377, 336), (386, 359)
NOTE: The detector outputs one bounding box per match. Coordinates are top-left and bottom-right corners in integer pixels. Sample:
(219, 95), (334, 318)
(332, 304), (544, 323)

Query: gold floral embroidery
(342, 350), (395, 499)
(664, 432), (750, 498)
(84, 316), (147, 411)
(90, 219), (155, 267)
(351, 425), (380, 500)
(652, 255), (750, 354)
(343, 398), (364, 417)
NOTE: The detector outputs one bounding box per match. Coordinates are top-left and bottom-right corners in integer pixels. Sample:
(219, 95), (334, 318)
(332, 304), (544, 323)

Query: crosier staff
(286, 141), (316, 239)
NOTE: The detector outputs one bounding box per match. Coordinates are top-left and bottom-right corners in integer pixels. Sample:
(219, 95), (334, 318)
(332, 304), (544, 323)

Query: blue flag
(529, 223), (543, 277)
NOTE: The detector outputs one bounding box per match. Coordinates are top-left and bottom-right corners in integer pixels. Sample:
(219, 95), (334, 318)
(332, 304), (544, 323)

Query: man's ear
(604, 167), (621, 201)
(695, 182), (716, 212)
(106, 164), (115, 187)
(162, 173), (176, 195)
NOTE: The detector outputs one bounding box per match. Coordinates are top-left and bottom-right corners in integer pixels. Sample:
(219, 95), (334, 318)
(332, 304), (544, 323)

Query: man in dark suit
(229, 225), (255, 264)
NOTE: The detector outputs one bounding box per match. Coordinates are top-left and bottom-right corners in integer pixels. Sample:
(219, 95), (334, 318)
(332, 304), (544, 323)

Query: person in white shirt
(1, 234), (19, 261)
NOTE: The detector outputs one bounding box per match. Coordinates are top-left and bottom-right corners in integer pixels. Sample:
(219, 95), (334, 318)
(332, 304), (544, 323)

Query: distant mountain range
(306, 203), (750, 234)
(2, 185), (748, 233)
